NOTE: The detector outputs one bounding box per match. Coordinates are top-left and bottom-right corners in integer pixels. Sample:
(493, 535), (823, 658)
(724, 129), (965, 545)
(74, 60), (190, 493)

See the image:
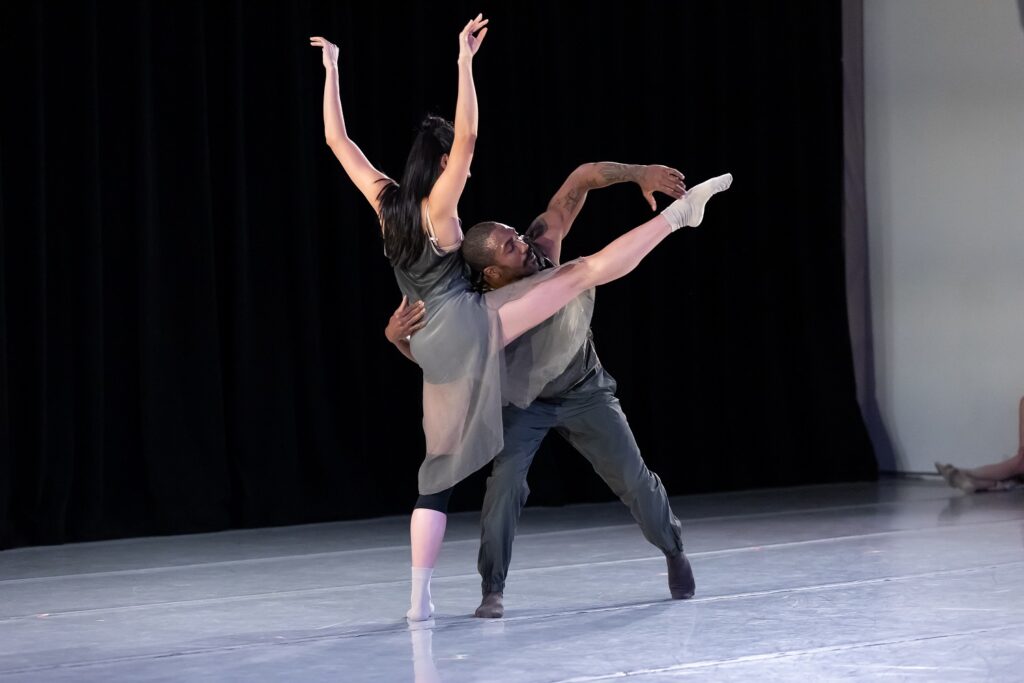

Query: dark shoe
(474, 591), (504, 618)
(666, 552), (695, 599)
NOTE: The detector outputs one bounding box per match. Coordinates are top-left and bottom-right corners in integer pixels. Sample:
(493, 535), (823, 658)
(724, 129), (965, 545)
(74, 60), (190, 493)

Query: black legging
(415, 486), (454, 513)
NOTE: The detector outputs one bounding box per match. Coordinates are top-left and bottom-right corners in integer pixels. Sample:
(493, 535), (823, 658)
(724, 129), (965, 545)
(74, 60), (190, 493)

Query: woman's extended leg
(498, 174), (732, 344)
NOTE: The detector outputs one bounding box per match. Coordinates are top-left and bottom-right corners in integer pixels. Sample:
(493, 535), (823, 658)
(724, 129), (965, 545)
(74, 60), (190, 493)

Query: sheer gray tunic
(393, 234), (594, 494)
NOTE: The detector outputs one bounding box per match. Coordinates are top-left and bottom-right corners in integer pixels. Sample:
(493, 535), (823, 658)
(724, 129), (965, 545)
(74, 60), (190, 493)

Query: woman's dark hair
(377, 115), (455, 269)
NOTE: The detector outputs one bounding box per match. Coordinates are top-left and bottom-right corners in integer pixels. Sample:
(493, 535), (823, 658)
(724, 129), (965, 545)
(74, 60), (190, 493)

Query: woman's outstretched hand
(310, 36), (339, 70)
(458, 14), (489, 62)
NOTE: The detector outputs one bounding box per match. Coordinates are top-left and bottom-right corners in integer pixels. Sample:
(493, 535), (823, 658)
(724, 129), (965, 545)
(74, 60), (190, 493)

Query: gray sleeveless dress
(393, 224), (594, 495)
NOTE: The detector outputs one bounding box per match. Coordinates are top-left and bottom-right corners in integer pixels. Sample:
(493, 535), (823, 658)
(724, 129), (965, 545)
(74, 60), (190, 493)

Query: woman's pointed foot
(661, 173), (733, 231)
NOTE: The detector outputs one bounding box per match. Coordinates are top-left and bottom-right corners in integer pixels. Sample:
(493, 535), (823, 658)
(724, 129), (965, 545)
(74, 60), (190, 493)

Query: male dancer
(387, 164), (731, 617)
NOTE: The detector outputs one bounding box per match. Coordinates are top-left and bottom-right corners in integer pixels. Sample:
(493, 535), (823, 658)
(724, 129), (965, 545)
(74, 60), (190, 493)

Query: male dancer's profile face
(488, 224), (541, 283)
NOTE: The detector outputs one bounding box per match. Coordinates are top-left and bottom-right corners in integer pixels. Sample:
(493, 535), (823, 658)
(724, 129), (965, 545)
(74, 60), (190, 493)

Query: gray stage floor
(2, 478), (1023, 681)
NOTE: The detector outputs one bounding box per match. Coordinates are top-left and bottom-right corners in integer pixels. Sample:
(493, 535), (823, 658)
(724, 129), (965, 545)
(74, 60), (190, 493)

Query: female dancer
(312, 17), (730, 619)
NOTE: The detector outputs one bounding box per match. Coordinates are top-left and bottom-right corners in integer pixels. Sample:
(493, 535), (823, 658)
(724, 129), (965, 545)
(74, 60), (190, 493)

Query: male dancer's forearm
(576, 163), (645, 191)
(551, 163), (644, 222)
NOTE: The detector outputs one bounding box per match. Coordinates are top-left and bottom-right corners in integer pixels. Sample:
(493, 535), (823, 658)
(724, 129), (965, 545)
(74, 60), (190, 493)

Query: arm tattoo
(597, 162), (638, 185)
(561, 186), (583, 214)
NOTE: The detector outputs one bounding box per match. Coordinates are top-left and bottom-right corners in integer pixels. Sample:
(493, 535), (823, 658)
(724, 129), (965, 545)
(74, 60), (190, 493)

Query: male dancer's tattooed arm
(384, 296), (426, 363)
(525, 163), (687, 265)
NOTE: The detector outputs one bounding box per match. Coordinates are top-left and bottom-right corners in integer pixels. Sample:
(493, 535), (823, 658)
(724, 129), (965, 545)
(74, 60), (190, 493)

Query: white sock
(660, 173), (733, 231)
(407, 566), (435, 621)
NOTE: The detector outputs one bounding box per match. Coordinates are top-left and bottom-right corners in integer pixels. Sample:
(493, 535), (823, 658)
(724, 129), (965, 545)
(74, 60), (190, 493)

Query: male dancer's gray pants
(478, 368), (684, 594)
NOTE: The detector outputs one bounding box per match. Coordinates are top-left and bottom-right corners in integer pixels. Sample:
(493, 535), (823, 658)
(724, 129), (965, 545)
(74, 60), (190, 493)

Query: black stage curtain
(0, 1), (875, 549)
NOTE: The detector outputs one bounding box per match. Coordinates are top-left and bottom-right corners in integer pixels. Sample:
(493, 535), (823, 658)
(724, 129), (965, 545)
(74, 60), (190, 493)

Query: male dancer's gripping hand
(385, 296), (426, 362)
